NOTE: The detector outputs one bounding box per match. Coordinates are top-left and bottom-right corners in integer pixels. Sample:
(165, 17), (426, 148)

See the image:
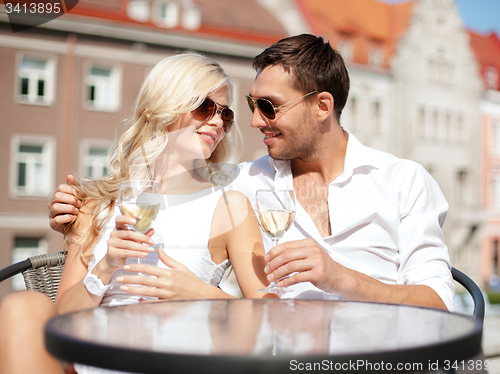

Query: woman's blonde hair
(67, 53), (243, 261)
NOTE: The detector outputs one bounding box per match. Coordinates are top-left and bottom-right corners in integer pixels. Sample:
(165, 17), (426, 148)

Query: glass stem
(270, 238), (279, 286)
(137, 255), (144, 275)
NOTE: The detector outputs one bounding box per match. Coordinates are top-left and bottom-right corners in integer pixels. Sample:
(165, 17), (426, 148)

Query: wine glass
(255, 189), (296, 295)
(118, 180), (161, 266)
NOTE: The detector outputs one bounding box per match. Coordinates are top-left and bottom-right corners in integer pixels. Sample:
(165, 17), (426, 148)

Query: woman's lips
(197, 131), (217, 145)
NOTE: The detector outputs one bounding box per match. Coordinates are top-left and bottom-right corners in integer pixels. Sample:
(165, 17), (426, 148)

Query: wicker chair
(0, 252), (66, 303)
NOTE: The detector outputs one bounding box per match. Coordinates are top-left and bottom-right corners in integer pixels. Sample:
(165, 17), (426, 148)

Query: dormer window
(154, 1), (179, 28)
(485, 66), (498, 90)
(338, 41), (353, 61)
(181, 3), (201, 30)
(127, 0), (151, 23)
(368, 48), (383, 68)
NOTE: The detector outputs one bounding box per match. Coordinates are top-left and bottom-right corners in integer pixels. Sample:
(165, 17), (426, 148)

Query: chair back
(0, 252), (66, 303)
(452, 267), (485, 324)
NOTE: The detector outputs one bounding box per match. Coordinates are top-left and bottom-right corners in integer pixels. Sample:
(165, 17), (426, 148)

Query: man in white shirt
(236, 34), (452, 310)
(48, 34), (453, 310)
(233, 132), (453, 308)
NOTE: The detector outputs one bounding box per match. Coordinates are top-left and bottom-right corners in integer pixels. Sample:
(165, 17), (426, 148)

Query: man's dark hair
(253, 34), (350, 121)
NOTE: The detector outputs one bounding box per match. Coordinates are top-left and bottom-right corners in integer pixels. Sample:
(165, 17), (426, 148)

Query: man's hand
(48, 174), (81, 233)
(264, 239), (448, 310)
(264, 239), (348, 294)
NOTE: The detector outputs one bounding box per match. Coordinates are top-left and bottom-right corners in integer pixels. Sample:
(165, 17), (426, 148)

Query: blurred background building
(0, 0), (499, 300)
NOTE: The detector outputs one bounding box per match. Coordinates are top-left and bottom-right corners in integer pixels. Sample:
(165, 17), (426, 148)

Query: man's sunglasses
(246, 91), (318, 120)
(191, 97), (234, 134)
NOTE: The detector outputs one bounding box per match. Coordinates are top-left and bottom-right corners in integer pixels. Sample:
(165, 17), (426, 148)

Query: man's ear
(316, 91), (334, 123)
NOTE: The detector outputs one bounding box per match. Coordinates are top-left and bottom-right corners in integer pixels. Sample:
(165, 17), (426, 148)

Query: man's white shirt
(230, 130), (454, 311)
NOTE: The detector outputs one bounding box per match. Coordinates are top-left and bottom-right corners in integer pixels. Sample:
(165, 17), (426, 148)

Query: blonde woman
(0, 53), (271, 374)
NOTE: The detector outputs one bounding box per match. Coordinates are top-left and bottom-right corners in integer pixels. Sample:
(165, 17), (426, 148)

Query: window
(491, 120), (500, 156)
(457, 114), (464, 143)
(450, 113), (458, 143)
(428, 59), (455, 85)
(127, 0), (151, 22)
(337, 41), (353, 61)
(11, 237), (46, 291)
(181, 3), (201, 30)
(444, 111), (451, 142)
(80, 140), (112, 178)
(456, 170), (467, 206)
(372, 101), (381, 134)
(17, 56), (55, 105)
(10, 135), (55, 197)
(490, 175), (500, 209)
(85, 64), (121, 112)
(418, 106), (426, 139)
(428, 46), (455, 85)
(153, 0), (179, 28)
(437, 111), (446, 141)
(485, 66), (498, 90)
(431, 109), (439, 140)
(368, 48), (383, 68)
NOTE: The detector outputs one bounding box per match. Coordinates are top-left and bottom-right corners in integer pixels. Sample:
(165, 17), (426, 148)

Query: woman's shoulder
(216, 189), (250, 207)
(211, 189), (252, 237)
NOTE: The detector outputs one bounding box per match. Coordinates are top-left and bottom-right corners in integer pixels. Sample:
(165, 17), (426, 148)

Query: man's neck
(290, 127), (348, 184)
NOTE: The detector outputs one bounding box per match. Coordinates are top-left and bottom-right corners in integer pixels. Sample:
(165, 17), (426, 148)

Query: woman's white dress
(74, 187), (231, 374)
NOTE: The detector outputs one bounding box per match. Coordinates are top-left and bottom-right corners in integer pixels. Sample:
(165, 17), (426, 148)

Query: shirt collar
(337, 129), (380, 183)
(268, 128), (379, 185)
(268, 157), (293, 189)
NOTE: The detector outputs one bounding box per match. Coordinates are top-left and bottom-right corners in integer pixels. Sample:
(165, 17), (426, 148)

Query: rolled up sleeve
(396, 163), (455, 311)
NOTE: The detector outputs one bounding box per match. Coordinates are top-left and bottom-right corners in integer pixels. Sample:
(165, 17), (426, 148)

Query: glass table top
(45, 299), (482, 373)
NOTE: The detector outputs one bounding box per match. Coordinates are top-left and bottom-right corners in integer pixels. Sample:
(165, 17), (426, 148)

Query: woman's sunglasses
(191, 97), (234, 134)
(246, 91), (318, 120)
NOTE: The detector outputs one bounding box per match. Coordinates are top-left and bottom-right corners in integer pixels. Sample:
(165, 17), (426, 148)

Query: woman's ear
(316, 91), (334, 123)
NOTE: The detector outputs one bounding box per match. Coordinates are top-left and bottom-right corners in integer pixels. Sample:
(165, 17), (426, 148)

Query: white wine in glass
(258, 210), (295, 240)
(256, 189), (296, 295)
(118, 180), (161, 265)
(119, 203), (160, 234)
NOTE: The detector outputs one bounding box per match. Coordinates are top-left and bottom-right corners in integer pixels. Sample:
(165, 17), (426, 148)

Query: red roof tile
(468, 30), (500, 90)
(297, 0), (415, 67)
(65, 0), (288, 47)
(78, 0), (123, 11)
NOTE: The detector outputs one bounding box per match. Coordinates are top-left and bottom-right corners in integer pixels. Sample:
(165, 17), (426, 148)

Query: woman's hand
(103, 215), (155, 272)
(116, 245), (213, 300)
